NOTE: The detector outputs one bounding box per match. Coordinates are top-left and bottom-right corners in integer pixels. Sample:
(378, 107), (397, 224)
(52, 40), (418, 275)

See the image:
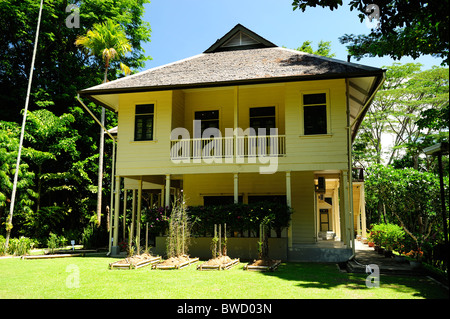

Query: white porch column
(341, 171), (353, 248)
(286, 171), (292, 248)
(360, 183), (367, 237)
(137, 179), (142, 253)
(131, 189), (136, 242)
(233, 173), (239, 203)
(123, 189), (127, 241)
(112, 175), (121, 254)
(357, 213), (361, 237)
(165, 174), (171, 208)
(333, 185), (341, 240)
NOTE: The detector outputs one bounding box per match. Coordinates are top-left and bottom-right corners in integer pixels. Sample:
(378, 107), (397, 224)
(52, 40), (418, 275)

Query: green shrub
(368, 223), (405, 251)
(187, 201), (293, 238)
(7, 236), (34, 256)
(0, 235), (6, 256)
(47, 233), (59, 254)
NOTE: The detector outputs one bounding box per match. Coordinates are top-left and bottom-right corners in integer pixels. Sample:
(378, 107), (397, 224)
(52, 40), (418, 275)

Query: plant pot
(368, 242), (374, 247)
(409, 260), (422, 270)
(394, 255), (406, 263)
(384, 250), (393, 258)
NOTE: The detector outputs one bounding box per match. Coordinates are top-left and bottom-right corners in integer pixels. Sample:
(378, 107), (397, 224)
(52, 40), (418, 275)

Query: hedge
(142, 202), (293, 238)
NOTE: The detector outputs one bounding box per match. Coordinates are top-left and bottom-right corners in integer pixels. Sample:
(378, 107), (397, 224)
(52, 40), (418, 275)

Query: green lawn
(0, 256), (447, 299)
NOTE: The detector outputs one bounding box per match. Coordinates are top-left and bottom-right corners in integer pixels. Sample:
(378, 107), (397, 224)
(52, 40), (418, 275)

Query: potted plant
(391, 240), (406, 262)
(406, 249), (423, 269)
(367, 229), (381, 251)
(383, 224), (404, 258)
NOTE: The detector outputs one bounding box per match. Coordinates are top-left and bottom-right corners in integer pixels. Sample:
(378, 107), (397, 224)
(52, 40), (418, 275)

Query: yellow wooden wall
(115, 79), (349, 177)
(116, 91), (173, 177)
(284, 80), (348, 168)
(290, 171), (316, 244)
(182, 171), (316, 244)
(183, 172), (286, 206)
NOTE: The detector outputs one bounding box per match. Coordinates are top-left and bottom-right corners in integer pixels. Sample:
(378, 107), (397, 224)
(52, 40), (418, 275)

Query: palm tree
(75, 19), (132, 82)
(75, 19), (132, 226)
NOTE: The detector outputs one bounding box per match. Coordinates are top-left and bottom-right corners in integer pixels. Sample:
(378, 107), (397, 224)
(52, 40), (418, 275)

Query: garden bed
(155, 255), (199, 270)
(109, 253), (161, 270)
(22, 253), (83, 259)
(244, 259), (281, 271)
(197, 256), (240, 270)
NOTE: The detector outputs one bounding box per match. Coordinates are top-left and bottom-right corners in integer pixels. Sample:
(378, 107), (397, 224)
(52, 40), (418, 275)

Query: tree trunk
(96, 64), (109, 226)
(96, 107), (105, 226)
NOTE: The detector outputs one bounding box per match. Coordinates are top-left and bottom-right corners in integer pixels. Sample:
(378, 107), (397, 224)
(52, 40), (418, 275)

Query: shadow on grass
(259, 262), (448, 299)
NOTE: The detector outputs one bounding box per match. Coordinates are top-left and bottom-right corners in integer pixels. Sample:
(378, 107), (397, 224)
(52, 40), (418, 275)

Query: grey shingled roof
(79, 47), (383, 95)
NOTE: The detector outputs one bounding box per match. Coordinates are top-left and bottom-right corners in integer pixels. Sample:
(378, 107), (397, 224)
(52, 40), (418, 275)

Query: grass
(0, 256), (447, 299)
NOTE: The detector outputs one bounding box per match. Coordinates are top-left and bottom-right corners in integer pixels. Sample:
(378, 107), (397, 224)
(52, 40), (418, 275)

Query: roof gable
(204, 24), (277, 53)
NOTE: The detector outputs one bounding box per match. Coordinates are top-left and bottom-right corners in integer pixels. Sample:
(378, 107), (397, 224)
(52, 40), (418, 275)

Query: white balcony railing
(170, 135), (286, 161)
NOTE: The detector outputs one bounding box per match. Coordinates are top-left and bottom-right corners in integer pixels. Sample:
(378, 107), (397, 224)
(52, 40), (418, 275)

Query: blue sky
(140, 0), (442, 71)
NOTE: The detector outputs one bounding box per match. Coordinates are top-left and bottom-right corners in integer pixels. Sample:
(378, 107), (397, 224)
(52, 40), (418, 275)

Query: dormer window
(204, 24), (276, 53)
(222, 31), (260, 48)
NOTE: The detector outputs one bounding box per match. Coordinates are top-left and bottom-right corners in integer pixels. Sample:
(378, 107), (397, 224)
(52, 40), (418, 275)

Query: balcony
(170, 135), (286, 161)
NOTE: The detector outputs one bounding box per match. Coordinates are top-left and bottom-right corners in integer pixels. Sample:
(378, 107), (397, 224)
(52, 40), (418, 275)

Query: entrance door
(319, 209), (329, 231)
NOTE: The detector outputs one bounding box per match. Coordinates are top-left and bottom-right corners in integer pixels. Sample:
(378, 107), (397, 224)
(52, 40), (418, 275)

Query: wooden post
(223, 223), (227, 256)
(214, 224), (217, 258)
(218, 224), (222, 257)
(233, 173), (239, 203)
(146, 222), (148, 253)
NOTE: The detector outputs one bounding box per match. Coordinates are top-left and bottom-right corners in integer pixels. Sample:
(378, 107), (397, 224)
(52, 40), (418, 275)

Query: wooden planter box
(109, 256), (161, 270)
(155, 257), (199, 270)
(244, 259), (281, 272)
(197, 258), (240, 271)
(22, 253), (83, 260)
(134, 256), (161, 269)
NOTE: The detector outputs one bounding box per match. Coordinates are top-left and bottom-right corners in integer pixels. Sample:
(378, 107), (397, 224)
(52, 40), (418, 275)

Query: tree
(0, 0), (151, 242)
(292, 0), (449, 65)
(75, 18), (133, 227)
(25, 110), (79, 212)
(75, 19), (133, 83)
(296, 40), (336, 58)
(0, 122), (37, 238)
(353, 63), (449, 169)
(365, 165), (447, 251)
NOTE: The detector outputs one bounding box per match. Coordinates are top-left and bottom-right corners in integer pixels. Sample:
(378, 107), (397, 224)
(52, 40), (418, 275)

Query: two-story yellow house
(79, 24), (384, 261)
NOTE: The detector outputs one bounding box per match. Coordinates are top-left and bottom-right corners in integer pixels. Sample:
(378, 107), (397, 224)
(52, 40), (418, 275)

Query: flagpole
(5, 0), (44, 248)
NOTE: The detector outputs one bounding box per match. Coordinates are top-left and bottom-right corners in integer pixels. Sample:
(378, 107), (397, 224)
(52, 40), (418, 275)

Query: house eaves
(79, 47), (384, 108)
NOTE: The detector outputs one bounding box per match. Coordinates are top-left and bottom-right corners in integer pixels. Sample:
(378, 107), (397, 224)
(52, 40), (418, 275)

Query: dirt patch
(245, 259), (281, 271)
(156, 254), (199, 269)
(203, 256), (233, 266)
(158, 255), (190, 266)
(116, 253), (157, 264)
(197, 255), (240, 270)
(109, 253), (161, 269)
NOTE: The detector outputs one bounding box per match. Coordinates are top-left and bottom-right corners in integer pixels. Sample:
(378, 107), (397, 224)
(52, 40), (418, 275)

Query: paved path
(347, 240), (422, 276)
